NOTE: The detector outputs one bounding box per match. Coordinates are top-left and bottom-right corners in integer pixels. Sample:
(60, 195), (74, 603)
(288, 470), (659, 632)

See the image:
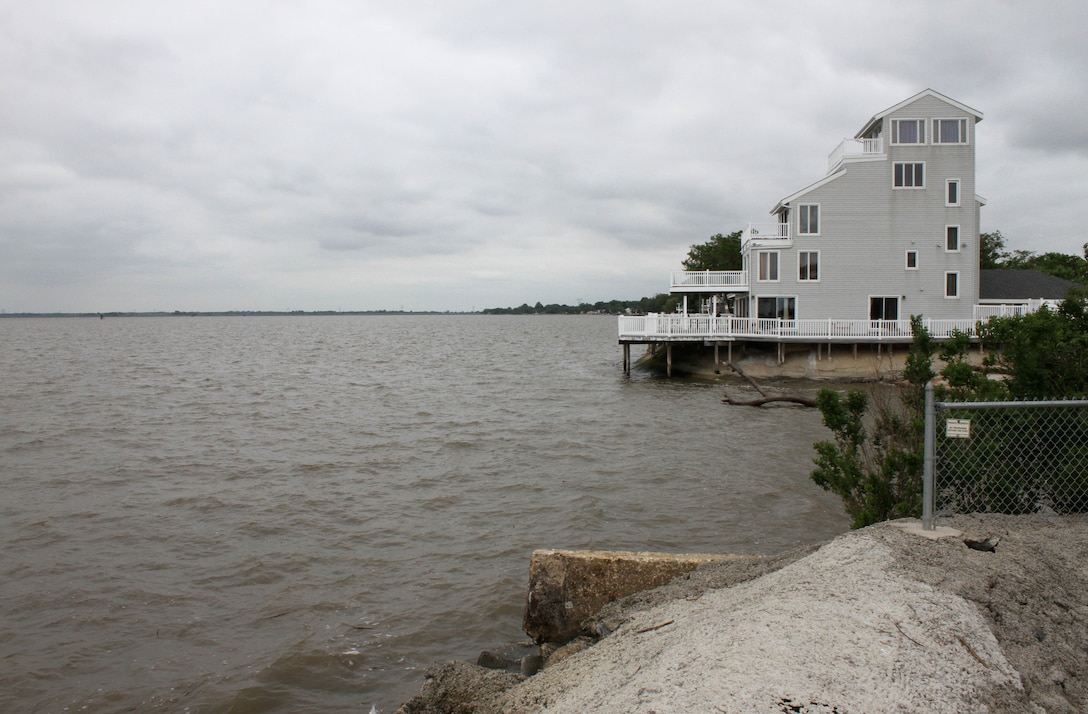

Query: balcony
(744, 222), (791, 250)
(669, 271), (748, 293)
(827, 137), (883, 172)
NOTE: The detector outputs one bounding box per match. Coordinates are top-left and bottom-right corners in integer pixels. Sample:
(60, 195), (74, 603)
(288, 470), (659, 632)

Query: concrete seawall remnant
(522, 548), (757, 645)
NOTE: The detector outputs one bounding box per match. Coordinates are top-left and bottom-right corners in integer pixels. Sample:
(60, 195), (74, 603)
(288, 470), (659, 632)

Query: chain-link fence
(922, 383), (1088, 528)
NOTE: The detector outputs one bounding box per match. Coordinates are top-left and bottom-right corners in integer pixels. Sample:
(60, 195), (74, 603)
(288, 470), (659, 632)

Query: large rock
(522, 548), (754, 644)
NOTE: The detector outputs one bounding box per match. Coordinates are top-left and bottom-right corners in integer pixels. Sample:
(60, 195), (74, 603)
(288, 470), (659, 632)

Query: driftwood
(721, 394), (817, 407)
(726, 361), (767, 397)
(722, 361), (816, 408)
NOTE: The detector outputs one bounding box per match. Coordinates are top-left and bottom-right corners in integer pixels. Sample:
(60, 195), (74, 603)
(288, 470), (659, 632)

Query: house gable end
(855, 89), (983, 139)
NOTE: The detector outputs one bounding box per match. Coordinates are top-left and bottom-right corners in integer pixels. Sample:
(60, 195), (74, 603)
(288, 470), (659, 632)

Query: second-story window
(906, 250), (918, 269)
(891, 119), (926, 144)
(894, 162), (925, 188)
(798, 204), (819, 235)
(946, 226), (960, 252)
(758, 251), (779, 282)
(799, 251), (819, 281)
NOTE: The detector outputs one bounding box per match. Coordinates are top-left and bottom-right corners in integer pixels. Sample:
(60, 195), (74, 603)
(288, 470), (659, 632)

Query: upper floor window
(758, 251), (779, 282)
(894, 162), (925, 188)
(946, 226), (960, 252)
(946, 179), (961, 206)
(891, 119), (926, 144)
(945, 271), (960, 298)
(934, 118), (968, 144)
(798, 204), (819, 235)
(906, 250), (918, 270)
(799, 251), (819, 281)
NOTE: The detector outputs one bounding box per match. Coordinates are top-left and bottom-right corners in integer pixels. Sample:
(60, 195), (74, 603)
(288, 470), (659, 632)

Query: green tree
(980, 230), (1008, 269)
(681, 231), (743, 271)
(811, 330), (929, 530)
(980, 288), (1088, 398)
(983, 230), (1088, 284)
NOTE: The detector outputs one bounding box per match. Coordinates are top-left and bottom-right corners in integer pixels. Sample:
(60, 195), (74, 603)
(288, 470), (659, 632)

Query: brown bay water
(0, 314), (848, 712)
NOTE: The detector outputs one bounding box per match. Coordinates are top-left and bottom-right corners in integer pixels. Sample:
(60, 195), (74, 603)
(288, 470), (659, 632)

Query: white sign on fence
(946, 419), (972, 439)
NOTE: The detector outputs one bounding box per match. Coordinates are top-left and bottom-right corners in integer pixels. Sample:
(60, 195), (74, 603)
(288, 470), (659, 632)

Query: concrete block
(522, 548), (752, 644)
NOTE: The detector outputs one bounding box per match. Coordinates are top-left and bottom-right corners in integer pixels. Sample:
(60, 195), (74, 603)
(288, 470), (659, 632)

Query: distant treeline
(482, 295), (670, 315)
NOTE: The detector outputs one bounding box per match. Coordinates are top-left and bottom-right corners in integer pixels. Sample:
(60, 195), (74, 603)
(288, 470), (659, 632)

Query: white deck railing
(618, 314), (980, 342)
(669, 271), (748, 291)
(744, 222), (791, 250)
(974, 304), (1030, 319)
(828, 137), (884, 172)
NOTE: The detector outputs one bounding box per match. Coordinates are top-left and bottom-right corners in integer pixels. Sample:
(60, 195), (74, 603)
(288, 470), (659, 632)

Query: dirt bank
(400, 515), (1088, 713)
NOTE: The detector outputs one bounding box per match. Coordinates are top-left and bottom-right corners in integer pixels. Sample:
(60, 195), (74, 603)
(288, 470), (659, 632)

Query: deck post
(666, 343), (673, 377)
(713, 342), (719, 368)
(623, 343), (630, 375)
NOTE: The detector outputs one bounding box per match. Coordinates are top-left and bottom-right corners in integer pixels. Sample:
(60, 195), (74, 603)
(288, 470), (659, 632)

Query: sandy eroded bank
(401, 515), (1088, 713)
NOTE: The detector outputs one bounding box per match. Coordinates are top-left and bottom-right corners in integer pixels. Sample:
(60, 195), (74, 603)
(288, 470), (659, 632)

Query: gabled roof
(854, 89), (983, 139)
(979, 269), (1082, 301)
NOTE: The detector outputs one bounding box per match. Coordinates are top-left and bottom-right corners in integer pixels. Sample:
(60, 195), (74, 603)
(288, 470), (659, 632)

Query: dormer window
(891, 119), (926, 145)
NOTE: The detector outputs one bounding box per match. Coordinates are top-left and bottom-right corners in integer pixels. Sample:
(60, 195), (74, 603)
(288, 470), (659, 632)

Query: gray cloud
(1, 0), (1086, 312)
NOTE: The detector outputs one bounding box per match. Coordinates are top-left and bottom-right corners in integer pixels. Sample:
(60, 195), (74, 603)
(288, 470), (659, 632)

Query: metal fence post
(922, 382), (935, 530)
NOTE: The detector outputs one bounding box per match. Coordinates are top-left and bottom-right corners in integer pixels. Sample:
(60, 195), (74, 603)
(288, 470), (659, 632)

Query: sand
(401, 515), (1088, 713)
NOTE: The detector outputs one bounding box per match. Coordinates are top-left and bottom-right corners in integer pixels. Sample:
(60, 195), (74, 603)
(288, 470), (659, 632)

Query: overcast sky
(2, 1), (1086, 312)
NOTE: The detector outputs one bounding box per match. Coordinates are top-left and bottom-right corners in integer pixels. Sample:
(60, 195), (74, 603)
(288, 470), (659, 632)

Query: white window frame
(945, 225), (960, 252)
(933, 118), (968, 145)
(757, 251), (779, 282)
(798, 250), (820, 282)
(891, 118), (926, 145)
(906, 250), (919, 270)
(798, 204), (820, 236)
(945, 271), (960, 298)
(946, 179), (961, 207)
(894, 162), (925, 188)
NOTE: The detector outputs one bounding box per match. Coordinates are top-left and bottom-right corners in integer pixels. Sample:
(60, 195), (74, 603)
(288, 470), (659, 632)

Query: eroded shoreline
(400, 515), (1088, 713)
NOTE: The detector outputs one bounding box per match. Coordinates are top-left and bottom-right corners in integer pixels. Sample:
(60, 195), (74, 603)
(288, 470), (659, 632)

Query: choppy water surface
(0, 315), (848, 712)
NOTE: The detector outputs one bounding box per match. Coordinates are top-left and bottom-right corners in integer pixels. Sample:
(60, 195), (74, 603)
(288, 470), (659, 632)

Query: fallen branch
(721, 394), (817, 408)
(895, 621), (924, 648)
(956, 635), (990, 668)
(726, 362), (768, 397)
(635, 620), (674, 634)
(723, 361), (816, 407)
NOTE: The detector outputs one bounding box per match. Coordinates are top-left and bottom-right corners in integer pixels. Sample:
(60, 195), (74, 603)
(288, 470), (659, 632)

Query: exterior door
(869, 296), (899, 321)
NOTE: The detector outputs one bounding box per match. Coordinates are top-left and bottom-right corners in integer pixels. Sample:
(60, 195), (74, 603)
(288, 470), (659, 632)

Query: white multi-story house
(618, 90), (991, 374)
(742, 88), (983, 323)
